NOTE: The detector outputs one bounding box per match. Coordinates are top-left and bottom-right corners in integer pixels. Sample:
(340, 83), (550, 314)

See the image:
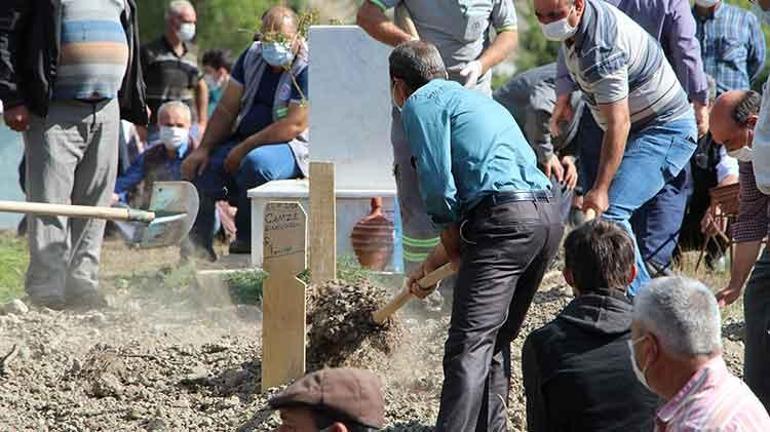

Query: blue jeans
(578, 116), (696, 295)
(191, 141), (301, 247)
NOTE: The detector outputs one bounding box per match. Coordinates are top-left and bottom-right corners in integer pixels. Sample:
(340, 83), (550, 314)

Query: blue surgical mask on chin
(262, 42), (295, 67)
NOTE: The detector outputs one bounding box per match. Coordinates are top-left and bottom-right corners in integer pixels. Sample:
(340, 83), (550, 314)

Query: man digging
(391, 41), (563, 431)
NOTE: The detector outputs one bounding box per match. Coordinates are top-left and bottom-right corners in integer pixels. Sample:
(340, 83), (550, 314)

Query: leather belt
(474, 189), (553, 210)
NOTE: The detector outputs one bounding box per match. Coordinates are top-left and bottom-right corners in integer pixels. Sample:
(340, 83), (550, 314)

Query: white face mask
(628, 337), (651, 391)
(728, 146), (754, 162)
(177, 23), (196, 42)
(159, 126), (188, 151)
(695, 0), (719, 7)
(540, 8), (578, 42)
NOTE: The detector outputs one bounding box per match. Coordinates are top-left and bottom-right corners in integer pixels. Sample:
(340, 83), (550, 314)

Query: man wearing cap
(357, 0), (518, 273)
(269, 368), (385, 432)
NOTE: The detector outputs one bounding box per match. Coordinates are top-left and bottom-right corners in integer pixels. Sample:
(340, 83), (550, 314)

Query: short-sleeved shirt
(53, 0), (129, 100)
(562, 0), (691, 131)
(229, 50), (308, 142)
(733, 161), (770, 243)
(141, 37), (202, 123)
(374, 0), (517, 93)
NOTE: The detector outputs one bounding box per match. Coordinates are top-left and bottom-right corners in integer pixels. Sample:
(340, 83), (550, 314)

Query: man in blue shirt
(393, 41), (563, 432)
(182, 6), (308, 260)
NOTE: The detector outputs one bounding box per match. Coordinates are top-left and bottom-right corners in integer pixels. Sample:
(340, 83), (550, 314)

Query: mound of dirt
(306, 279), (404, 369)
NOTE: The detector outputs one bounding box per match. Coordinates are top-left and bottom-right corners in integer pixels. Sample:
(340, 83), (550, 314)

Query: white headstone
(309, 25), (395, 192)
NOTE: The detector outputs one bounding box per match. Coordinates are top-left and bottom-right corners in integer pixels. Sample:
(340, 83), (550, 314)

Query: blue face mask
(262, 42), (295, 67)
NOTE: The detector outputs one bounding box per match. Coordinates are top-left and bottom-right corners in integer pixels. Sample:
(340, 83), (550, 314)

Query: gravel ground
(0, 249), (745, 431)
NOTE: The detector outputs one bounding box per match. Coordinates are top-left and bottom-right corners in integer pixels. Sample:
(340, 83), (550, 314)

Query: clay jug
(351, 198), (394, 271)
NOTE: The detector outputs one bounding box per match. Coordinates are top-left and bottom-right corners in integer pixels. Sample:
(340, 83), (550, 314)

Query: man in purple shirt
(710, 89), (770, 411)
(554, 0), (709, 279)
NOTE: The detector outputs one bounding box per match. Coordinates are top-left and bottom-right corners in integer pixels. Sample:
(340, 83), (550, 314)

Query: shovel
(0, 181), (199, 248)
(372, 263), (456, 325)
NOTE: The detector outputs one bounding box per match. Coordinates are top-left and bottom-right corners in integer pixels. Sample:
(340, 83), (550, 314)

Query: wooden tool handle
(372, 263), (455, 325)
(0, 201), (155, 223)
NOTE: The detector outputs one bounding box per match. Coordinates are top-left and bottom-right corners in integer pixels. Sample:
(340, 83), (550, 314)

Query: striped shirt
(53, 0), (129, 100)
(655, 357), (770, 431)
(732, 161), (770, 243)
(694, 2), (766, 95)
(562, 0), (692, 131)
(141, 37), (202, 124)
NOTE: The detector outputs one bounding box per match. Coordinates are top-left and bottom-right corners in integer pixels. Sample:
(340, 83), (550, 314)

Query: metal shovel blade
(130, 181), (199, 248)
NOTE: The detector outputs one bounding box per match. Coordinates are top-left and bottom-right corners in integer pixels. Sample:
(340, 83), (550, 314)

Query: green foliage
(0, 232), (27, 303)
(135, 0), (310, 56)
(225, 269), (266, 304)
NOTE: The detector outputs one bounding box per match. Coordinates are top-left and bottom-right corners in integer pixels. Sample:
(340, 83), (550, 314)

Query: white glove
(459, 60), (483, 88)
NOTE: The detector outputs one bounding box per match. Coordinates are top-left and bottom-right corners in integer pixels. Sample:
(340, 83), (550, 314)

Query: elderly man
(493, 63), (584, 224)
(392, 40), (562, 431)
(709, 89), (770, 410)
(631, 276), (770, 430)
(269, 368), (385, 431)
(535, 0), (697, 295)
(553, 0), (709, 280)
(0, 0), (148, 310)
(357, 0), (518, 272)
(181, 6), (308, 259)
(113, 101), (193, 208)
(141, 1), (208, 140)
(523, 220), (658, 431)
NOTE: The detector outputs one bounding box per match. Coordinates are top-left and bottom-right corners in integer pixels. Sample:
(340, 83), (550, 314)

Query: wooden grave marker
(261, 201), (307, 390)
(309, 162), (336, 284)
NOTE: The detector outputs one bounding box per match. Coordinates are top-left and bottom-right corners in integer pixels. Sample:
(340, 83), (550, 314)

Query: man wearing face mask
(201, 49), (232, 119)
(113, 101), (193, 208)
(181, 6), (308, 259)
(709, 90), (770, 410)
(630, 276), (770, 430)
(533, 0), (698, 297)
(141, 0), (208, 141)
(357, 0), (519, 274)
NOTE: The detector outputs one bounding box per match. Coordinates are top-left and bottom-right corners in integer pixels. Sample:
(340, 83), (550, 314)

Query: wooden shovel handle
(0, 201), (155, 223)
(372, 263), (455, 325)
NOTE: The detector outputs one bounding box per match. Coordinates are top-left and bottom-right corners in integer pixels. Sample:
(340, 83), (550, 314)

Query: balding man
(709, 89), (770, 410)
(182, 6), (308, 260)
(141, 1), (208, 140)
(357, 0), (519, 273)
(533, 0), (697, 296)
(631, 276), (770, 430)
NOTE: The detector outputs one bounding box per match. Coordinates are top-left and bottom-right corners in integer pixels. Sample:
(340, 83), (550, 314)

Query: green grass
(0, 232), (27, 303)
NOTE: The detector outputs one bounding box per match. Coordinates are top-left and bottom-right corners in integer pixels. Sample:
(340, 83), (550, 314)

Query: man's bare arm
(195, 78), (209, 128)
(356, 1), (414, 47)
(478, 30), (518, 72)
(239, 102), (307, 152)
(198, 80), (243, 152)
(594, 98), (631, 192)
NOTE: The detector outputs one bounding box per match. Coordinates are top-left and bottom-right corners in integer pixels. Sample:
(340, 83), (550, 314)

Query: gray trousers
(24, 99), (119, 302)
(744, 248), (770, 411)
(436, 198), (563, 432)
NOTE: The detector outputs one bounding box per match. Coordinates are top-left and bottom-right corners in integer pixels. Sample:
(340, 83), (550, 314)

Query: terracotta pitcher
(351, 198), (394, 271)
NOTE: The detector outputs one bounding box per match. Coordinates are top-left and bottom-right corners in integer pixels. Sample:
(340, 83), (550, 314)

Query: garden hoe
(0, 181), (199, 249)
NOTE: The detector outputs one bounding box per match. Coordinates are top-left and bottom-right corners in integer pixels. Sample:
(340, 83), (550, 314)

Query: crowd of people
(2, 0), (770, 430)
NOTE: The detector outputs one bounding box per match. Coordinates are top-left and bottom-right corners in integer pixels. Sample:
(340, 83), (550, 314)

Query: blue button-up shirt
(402, 80), (551, 227)
(114, 140), (190, 202)
(694, 2), (765, 95)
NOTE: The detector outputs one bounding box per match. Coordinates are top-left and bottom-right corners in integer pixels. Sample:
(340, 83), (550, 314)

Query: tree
(136, 0), (309, 55)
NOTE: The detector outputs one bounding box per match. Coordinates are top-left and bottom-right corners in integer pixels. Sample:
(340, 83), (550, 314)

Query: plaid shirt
(733, 161), (770, 242)
(655, 357), (770, 431)
(694, 2), (766, 95)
